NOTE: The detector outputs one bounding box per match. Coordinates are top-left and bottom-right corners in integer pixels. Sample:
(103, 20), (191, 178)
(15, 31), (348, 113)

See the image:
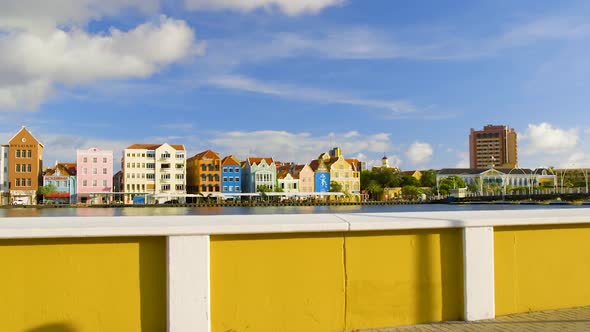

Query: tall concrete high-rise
(469, 124), (517, 169)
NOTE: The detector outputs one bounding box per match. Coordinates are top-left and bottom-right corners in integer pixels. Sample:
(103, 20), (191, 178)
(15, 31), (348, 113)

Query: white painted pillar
(463, 226), (495, 321)
(167, 235), (211, 332)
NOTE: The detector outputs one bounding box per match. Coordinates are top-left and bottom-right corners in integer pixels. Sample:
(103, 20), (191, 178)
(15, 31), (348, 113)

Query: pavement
(361, 306), (590, 332)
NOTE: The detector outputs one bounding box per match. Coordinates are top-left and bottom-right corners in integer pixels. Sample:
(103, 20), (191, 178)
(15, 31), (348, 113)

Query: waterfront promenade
(368, 306), (590, 332)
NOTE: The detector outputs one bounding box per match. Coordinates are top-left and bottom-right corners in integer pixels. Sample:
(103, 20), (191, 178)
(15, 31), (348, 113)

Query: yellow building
(318, 147), (361, 195)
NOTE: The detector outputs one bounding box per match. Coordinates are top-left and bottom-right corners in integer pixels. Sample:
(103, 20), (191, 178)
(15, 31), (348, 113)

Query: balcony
(1, 209), (590, 331)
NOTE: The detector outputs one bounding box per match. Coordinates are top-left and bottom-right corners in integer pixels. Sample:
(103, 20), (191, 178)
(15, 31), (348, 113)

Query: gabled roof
(345, 159), (361, 171)
(221, 155), (241, 166)
(191, 149), (220, 160)
(126, 143), (185, 151)
(277, 169), (292, 180)
(8, 126), (44, 147)
(248, 157), (274, 166)
(45, 163), (77, 176)
(402, 170), (421, 176)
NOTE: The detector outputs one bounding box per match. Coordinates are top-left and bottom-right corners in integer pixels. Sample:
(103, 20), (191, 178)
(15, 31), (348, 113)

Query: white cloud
(455, 151), (469, 168)
(208, 130), (393, 163)
(0, 0), (159, 33)
(0, 16), (199, 111)
(406, 142), (433, 164)
(184, 0), (343, 16)
(521, 122), (578, 154)
(208, 75), (417, 113)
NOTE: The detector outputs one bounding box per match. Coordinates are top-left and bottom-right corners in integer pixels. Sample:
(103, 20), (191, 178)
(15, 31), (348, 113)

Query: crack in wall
(334, 214), (351, 331)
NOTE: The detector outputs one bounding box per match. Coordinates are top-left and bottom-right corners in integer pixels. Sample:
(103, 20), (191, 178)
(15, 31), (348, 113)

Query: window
(223, 177), (228, 182)
(176, 163), (183, 169)
(175, 184), (184, 191)
(126, 153), (130, 157)
(126, 163), (130, 168)
(93, 168), (97, 174)
(146, 174), (155, 180)
(161, 184), (171, 191)
(147, 163), (155, 169)
(103, 157), (107, 163)
(27, 150), (31, 158)
(223, 186), (228, 191)
(235, 186), (240, 191)
(83, 157), (87, 163)
(142, 163), (145, 168)
(103, 180), (107, 187)
(27, 179), (31, 186)
(147, 152), (155, 158)
(15, 164), (20, 172)
(83, 180), (87, 187)
(93, 180), (97, 187)
(161, 163), (170, 169)
(15, 150), (21, 158)
(132, 163), (135, 168)
(126, 184), (130, 191)
(161, 174), (171, 180)
(176, 153), (184, 159)
(235, 167), (240, 172)
(103, 168), (107, 174)
(15, 178), (21, 186)
(93, 157), (97, 163)
(27, 164), (31, 172)
(161, 152), (171, 159)
(175, 174), (184, 180)
(223, 167), (227, 172)
(228, 167), (232, 173)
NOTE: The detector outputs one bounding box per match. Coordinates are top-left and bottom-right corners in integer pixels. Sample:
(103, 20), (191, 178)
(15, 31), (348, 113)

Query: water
(0, 203), (586, 218)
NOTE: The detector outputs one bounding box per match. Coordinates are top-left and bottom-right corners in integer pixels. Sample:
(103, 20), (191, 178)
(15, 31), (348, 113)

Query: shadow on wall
(27, 323), (76, 332)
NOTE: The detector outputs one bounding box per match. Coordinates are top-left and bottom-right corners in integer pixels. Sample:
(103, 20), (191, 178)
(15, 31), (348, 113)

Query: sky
(1, 0), (590, 170)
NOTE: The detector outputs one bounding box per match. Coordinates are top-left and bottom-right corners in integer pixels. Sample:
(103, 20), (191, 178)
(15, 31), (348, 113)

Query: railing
(1, 209), (590, 332)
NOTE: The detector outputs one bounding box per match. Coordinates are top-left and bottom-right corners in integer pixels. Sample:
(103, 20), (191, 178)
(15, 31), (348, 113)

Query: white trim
(463, 227), (495, 320)
(0, 208), (589, 239)
(167, 235), (210, 332)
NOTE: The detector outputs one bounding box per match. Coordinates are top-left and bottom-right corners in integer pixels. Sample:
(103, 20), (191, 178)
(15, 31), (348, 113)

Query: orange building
(187, 150), (222, 194)
(8, 127), (44, 205)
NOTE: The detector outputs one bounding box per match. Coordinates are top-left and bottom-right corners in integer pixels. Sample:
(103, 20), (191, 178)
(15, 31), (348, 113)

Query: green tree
(38, 183), (57, 196)
(401, 175), (420, 187)
(437, 176), (466, 195)
(366, 180), (383, 199)
(330, 181), (343, 192)
(402, 185), (423, 200)
(420, 170), (437, 187)
(256, 185), (273, 193)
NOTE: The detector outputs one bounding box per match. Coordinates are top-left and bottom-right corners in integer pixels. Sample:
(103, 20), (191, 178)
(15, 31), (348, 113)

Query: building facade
(8, 127), (43, 205)
(122, 143), (186, 204)
(314, 147), (361, 195)
(242, 158), (276, 193)
(221, 155), (242, 195)
(293, 164), (314, 193)
(187, 150), (221, 194)
(0, 145), (8, 205)
(43, 163), (77, 204)
(277, 166), (299, 193)
(469, 125), (518, 169)
(76, 148), (113, 204)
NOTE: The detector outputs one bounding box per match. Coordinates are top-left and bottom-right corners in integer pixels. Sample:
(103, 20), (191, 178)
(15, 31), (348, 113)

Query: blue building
(221, 155), (242, 195)
(42, 162), (77, 204)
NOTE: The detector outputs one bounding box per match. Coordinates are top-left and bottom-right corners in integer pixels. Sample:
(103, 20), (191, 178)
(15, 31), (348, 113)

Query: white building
(0, 145), (8, 205)
(277, 168), (299, 193)
(122, 143), (186, 204)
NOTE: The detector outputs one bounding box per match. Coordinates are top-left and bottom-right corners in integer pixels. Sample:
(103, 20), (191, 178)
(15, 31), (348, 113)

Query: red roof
(222, 155), (241, 166)
(44, 163), (77, 176)
(190, 149), (220, 160)
(248, 157), (274, 165)
(126, 143), (185, 151)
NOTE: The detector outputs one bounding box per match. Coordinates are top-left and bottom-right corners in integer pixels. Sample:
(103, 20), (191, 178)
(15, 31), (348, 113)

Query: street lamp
(504, 167), (529, 197)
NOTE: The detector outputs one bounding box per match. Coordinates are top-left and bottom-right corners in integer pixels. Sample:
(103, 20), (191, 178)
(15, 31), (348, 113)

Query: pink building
(76, 148), (113, 204)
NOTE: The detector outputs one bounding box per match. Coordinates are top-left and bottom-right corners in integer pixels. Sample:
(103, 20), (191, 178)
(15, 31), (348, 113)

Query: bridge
(1, 209), (590, 331)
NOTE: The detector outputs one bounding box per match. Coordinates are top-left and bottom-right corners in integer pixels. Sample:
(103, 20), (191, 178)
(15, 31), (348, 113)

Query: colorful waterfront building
(76, 148), (113, 204)
(0, 145), (8, 205)
(312, 147), (361, 195)
(8, 127), (44, 205)
(43, 162), (77, 204)
(122, 143), (186, 204)
(242, 157), (276, 193)
(277, 165), (299, 193)
(221, 155), (242, 195)
(310, 157), (331, 192)
(293, 164), (314, 193)
(187, 150), (222, 194)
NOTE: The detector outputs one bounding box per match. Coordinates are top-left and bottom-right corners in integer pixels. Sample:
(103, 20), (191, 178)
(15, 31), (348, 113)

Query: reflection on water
(0, 203), (585, 218)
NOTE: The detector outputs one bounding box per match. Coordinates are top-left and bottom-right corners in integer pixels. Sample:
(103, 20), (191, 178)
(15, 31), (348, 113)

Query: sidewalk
(362, 306), (590, 332)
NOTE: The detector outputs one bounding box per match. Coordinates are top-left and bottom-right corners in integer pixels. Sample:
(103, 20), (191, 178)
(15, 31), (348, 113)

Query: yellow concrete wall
(345, 229), (464, 330)
(210, 233), (346, 332)
(210, 230), (464, 332)
(0, 237), (166, 332)
(495, 224), (590, 316)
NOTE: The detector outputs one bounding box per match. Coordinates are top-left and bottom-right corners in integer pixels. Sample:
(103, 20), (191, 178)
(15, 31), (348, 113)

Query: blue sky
(1, 0), (589, 170)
